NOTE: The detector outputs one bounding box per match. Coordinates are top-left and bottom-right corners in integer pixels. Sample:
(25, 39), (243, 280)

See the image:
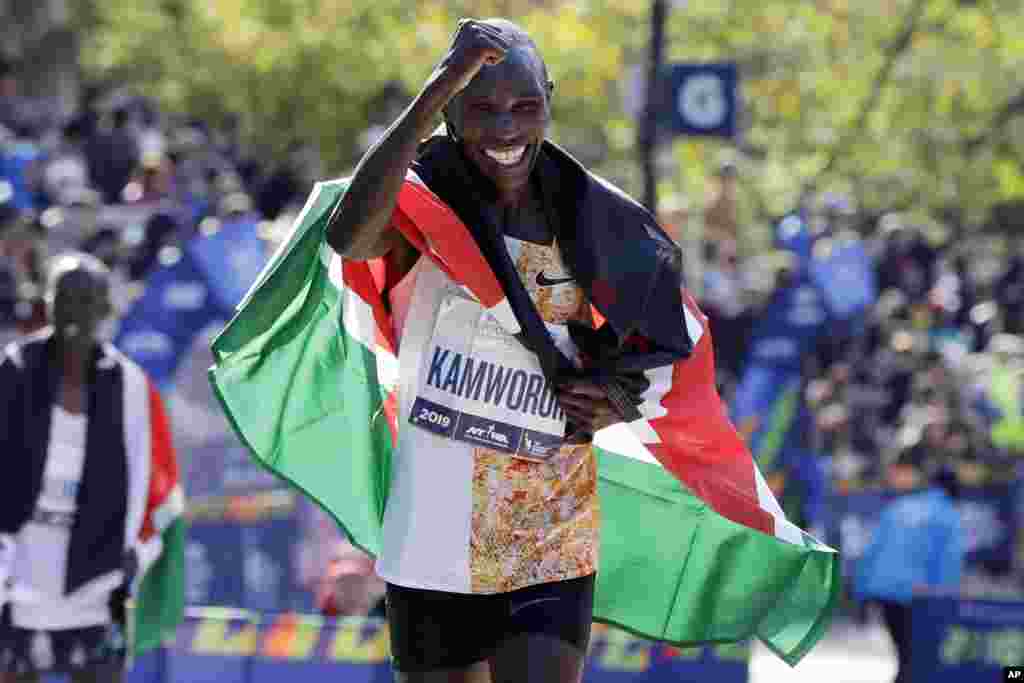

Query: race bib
(408, 290), (566, 460)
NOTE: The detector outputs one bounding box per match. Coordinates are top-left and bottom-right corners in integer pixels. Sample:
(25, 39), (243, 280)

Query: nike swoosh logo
(536, 271), (575, 287)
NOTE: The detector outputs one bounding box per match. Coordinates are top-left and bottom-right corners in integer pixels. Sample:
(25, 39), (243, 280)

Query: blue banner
(115, 215), (268, 388)
(744, 276), (827, 371)
(115, 248), (222, 387)
(187, 215), (268, 312)
(76, 613), (748, 683)
(911, 596), (1024, 682)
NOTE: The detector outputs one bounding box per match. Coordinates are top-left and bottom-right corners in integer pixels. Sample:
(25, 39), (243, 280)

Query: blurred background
(4, 1), (1024, 681)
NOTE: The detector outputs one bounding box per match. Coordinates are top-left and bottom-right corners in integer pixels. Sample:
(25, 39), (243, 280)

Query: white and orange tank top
(377, 236), (599, 594)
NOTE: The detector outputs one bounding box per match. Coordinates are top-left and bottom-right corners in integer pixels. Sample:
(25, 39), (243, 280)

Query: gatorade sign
(665, 63), (738, 138)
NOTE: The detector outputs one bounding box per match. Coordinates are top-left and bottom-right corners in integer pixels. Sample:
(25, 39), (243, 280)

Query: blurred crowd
(0, 61), (371, 616)
(688, 165), (1024, 497)
(0, 55), (319, 349)
(5, 56), (1024, 619)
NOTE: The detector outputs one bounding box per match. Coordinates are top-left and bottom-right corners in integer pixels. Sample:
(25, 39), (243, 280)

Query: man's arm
(325, 20), (510, 261)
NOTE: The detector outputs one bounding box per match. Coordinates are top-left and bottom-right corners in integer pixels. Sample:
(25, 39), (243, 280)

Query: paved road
(750, 621), (896, 683)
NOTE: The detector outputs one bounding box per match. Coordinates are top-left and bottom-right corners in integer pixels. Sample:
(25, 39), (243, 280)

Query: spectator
(121, 154), (173, 204)
(971, 333), (1024, 457)
(315, 542), (386, 619)
(853, 460), (964, 683)
(0, 252), (180, 683)
(256, 141), (315, 220)
(0, 57), (35, 138)
(49, 186), (103, 254)
(702, 158), (739, 248)
(85, 109), (139, 205)
(996, 238), (1024, 335)
(127, 212), (180, 282)
(701, 239), (754, 384)
(39, 121), (91, 208)
(876, 220), (937, 301)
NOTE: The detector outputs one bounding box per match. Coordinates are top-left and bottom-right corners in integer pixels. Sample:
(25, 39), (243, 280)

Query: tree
(73, 0), (1024, 241)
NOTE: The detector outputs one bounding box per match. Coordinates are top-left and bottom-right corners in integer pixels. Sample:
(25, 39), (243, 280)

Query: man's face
(51, 267), (111, 343)
(448, 46), (551, 201)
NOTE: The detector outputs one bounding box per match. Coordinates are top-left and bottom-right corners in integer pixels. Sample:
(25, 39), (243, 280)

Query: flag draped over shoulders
(209, 156), (839, 666)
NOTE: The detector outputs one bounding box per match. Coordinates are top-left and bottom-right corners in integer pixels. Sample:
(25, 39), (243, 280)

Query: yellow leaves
(749, 78), (802, 120)
(752, 12), (786, 36)
(776, 87), (802, 119)
(74, 0), (1024, 230)
(830, 18), (850, 52)
(975, 15), (995, 50)
(994, 160), (1024, 200)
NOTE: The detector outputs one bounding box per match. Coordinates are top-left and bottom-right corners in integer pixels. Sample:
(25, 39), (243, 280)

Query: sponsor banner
(824, 483), (1019, 581)
(911, 596), (1024, 682)
(88, 614), (748, 683)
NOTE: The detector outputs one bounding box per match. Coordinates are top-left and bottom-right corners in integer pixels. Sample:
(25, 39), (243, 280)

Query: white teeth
(485, 146), (526, 166)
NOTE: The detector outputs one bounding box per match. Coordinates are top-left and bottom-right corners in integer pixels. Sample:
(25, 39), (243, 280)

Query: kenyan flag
(209, 176), (839, 667)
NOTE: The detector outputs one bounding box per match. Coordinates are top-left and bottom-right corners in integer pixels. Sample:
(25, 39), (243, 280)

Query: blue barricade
(912, 595), (1024, 682)
(184, 492), (315, 614)
(45, 612), (747, 683)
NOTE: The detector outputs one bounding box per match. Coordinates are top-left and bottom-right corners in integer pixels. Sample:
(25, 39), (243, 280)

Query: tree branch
(965, 88), (1024, 154)
(817, 0), (930, 178)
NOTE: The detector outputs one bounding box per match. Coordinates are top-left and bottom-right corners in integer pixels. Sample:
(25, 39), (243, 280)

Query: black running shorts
(386, 573), (595, 672)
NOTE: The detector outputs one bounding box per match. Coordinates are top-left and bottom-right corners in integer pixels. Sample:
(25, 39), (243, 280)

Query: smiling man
(206, 14), (841, 683)
(325, 19), (637, 683)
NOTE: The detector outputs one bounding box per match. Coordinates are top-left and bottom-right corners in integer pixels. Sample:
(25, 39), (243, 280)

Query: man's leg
(880, 601), (911, 683)
(386, 583), (499, 683)
(395, 661), (492, 683)
(488, 633), (585, 683)
(487, 574), (594, 683)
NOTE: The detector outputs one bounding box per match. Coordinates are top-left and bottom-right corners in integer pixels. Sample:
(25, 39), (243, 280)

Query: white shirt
(11, 406), (116, 629)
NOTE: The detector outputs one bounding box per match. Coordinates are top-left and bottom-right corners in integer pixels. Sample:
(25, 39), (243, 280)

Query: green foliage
(76, 0), (1024, 236)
